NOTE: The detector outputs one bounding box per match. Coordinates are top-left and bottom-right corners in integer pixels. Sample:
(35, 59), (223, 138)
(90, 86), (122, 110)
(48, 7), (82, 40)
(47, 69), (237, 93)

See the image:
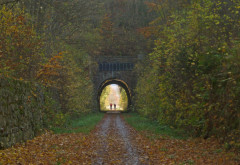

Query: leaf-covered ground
(0, 113), (239, 164)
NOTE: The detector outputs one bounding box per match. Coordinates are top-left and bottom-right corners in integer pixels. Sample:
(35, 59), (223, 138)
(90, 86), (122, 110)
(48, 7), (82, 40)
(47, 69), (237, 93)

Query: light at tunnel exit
(100, 84), (128, 111)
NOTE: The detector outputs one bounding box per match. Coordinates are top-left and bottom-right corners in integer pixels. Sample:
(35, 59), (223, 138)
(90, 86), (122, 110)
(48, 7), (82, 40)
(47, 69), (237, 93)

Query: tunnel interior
(98, 79), (131, 112)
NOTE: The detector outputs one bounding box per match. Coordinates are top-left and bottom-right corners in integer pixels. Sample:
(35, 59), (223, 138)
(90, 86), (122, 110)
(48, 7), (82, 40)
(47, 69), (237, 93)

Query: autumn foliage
(0, 4), (94, 127)
(0, 0), (240, 159)
(37, 54), (63, 86)
(0, 6), (43, 79)
(135, 0), (240, 150)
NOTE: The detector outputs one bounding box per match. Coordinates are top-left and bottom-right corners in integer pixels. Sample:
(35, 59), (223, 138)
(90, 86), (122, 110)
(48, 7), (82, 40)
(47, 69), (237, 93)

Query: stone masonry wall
(0, 77), (44, 149)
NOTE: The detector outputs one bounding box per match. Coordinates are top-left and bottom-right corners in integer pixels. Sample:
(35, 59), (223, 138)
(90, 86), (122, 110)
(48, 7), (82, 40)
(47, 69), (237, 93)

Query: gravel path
(115, 114), (140, 165)
(94, 115), (111, 164)
(1, 113), (237, 164)
(93, 113), (148, 165)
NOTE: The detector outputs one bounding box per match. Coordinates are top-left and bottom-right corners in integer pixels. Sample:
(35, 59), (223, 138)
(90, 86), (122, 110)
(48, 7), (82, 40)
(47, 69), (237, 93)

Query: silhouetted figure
(114, 104), (116, 110)
(110, 103), (112, 110)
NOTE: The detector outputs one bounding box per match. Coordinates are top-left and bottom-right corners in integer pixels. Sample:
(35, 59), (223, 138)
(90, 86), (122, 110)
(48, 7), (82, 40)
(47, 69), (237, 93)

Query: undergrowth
(51, 113), (104, 134)
(124, 113), (188, 140)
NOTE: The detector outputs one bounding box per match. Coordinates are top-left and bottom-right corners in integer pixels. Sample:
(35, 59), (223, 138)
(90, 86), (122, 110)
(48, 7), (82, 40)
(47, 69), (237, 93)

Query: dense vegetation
(134, 0), (240, 150)
(1, 0), (239, 151)
(119, 87), (128, 110)
(100, 85), (111, 111)
(0, 0), (152, 125)
(0, 0), (99, 126)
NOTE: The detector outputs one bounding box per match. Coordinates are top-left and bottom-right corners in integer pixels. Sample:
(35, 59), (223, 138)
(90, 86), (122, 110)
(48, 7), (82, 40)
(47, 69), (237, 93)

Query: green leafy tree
(135, 0), (240, 149)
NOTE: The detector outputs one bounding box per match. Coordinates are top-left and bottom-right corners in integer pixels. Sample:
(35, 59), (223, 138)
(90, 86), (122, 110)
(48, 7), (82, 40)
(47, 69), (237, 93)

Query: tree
(0, 6), (43, 79)
(135, 0), (240, 148)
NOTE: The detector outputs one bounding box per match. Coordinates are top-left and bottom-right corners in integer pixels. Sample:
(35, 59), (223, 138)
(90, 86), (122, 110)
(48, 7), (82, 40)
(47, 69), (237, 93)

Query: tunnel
(97, 79), (131, 112)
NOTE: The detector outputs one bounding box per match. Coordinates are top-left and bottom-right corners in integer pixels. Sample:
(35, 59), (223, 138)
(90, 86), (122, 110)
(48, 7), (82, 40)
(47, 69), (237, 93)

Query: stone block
(0, 77), (44, 149)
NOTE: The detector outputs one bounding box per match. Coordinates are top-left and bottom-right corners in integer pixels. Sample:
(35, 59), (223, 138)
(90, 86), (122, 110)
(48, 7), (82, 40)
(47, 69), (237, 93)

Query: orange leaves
(133, 131), (239, 164)
(101, 14), (113, 31)
(16, 15), (25, 24)
(48, 55), (63, 65)
(0, 115), (239, 164)
(144, 2), (159, 12)
(137, 26), (159, 38)
(99, 14), (113, 39)
(37, 53), (64, 86)
(0, 131), (99, 164)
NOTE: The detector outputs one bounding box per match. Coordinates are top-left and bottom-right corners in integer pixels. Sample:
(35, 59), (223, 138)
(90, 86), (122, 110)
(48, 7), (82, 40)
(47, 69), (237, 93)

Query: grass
(124, 113), (187, 139)
(51, 113), (104, 134)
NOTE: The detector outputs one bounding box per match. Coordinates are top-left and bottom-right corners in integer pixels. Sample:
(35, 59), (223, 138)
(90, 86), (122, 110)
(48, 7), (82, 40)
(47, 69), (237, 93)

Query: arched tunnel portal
(97, 79), (132, 112)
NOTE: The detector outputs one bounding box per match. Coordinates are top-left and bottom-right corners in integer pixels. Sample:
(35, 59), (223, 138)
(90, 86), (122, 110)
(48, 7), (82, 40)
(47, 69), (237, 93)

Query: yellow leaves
(135, 0), (240, 156)
(0, 6), (43, 80)
(82, 136), (86, 141)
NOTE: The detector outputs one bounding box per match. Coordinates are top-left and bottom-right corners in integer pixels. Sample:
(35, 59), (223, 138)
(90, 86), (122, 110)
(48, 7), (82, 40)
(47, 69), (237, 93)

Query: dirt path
(92, 114), (239, 165)
(0, 113), (239, 164)
(93, 113), (148, 165)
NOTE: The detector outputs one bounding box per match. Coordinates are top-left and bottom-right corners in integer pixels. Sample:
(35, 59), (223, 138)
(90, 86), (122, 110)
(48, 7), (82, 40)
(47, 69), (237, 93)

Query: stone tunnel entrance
(92, 56), (141, 112)
(98, 79), (131, 112)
